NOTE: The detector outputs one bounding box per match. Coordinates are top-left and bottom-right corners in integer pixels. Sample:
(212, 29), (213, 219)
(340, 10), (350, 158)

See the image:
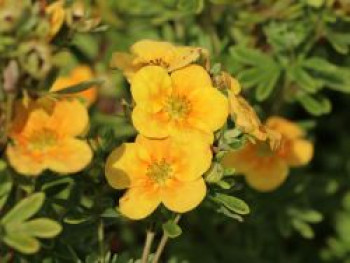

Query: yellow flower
(50, 66), (97, 107)
(105, 135), (212, 220)
(222, 116), (313, 192)
(228, 92), (267, 141)
(46, 1), (65, 40)
(131, 65), (228, 143)
(110, 40), (204, 82)
(6, 97), (93, 176)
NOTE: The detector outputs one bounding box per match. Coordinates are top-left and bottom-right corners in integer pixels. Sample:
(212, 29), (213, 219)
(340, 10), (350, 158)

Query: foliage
(0, 0), (350, 262)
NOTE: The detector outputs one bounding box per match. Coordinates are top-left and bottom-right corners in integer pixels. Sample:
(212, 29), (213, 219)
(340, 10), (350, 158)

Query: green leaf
(212, 193), (250, 215)
(216, 206), (244, 222)
(237, 68), (265, 89)
(302, 57), (350, 93)
(292, 219), (314, 239)
(205, 162), (224, 183)
(297, 94), (332, 116)
(306, 0), (324, 8)
(0, 171), (12, 210)
(52, 79), (103, 95)
(101, 208), (121, 218)
(63, 214), (92, 224)
(1, 192), (45, 225)
(289, 65), (320, 93)
(325, 31), (350, 54)
(177, 0), (204, 14)
(0, 159), (6, 171)
(163, 220), (182, 238)
(255, 63), (281, 101)
(22, 218), (62, 238)
(229, 46), (271, 66)
(288, 208), (323, 223)
(230, 46), (281, 99)
(3, 233), (40, 254)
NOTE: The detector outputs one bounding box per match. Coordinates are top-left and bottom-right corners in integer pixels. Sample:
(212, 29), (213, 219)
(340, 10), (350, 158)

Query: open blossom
(50, 66), (97, 107)
(6, 97), (92, 176)
(46, 1), (65, 40)
(131, 65), (228, 143)
(110, 39), (204, 82)
(222, 116), (314, 192)
(105, 136), (212, 220)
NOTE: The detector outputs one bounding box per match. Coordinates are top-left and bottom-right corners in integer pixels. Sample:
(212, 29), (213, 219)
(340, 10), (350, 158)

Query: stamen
(28, 128), (57, 151)
(165, 95), (191, 120)
(146, 159), (172, 185)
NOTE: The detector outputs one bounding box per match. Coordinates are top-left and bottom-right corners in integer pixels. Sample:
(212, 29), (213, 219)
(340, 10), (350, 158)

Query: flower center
(165, 95), (191, 120)
(146, 159), (173, 185)
(28, 128), (57, 152)
(148, 58), (170, 69)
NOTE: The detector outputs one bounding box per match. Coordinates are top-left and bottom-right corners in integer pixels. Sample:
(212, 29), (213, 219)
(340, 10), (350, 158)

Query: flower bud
(0, 1), (23, 33)
(3, 60), (19, 94)
(18, 41), (52, 79)
(65, 1), (101, 32)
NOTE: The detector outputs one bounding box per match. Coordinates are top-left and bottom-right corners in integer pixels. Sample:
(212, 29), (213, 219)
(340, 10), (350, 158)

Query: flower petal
(161, 178), (206, 213)
(169, 124), (214, 145)
(245, 157), (289, 192)
(46, 138), (92, 174)
(21, 109), (50, 137)
(131, 40), (174, 65)
(49, 99), (89, 137)
(50, 66), (97, 107)
(110, 52), (140, 82)
(284, 139), (314, 167)
(171, 65), (212, 94)
(131, 66), (172, 112)
(132, 106), (169, 138)
(266, 116), (304, 139)
(172, 139), (212, 182)
(105, 143), (144, 189)
(189, 87), (228, 132)
(229, 94), (266, 141)
(119, 186), (161, 220)
(46, 1), (65, 40)
(221, 144), (257, 174)
(6, 145), (45, 176)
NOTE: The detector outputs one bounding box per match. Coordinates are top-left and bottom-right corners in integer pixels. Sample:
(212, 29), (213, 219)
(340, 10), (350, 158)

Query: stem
(0, 93), (15, 145)
(141, 230), (155, 263)
(6, 93), (14, 126)
(98, 219), (105, 263)
(152, 215), (181, 263)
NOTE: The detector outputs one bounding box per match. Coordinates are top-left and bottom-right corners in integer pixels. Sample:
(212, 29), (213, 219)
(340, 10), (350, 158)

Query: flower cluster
(6, 65), (97, 176)
(222, 116), (314, 192)
(7, 97), (92, 176)
(46, 0), (101, 39)
(106, 40), (228, 219)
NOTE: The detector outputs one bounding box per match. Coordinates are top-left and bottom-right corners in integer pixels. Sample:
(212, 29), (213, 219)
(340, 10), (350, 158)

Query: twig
(152, 215), (181, 263)
(141, 230), (155, 263)
(98, 219), (105, 263)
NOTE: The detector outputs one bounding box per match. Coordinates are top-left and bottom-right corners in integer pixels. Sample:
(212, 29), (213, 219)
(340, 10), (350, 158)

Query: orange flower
(110, 40), (204, 82)
(222, 116), (313, 192)
(105, 135), (212, 220)
(50, 66), (97, 107)
(131, 65), (228, 143)
(6, 97), (93, 176)
(46, 1), (65, 40)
